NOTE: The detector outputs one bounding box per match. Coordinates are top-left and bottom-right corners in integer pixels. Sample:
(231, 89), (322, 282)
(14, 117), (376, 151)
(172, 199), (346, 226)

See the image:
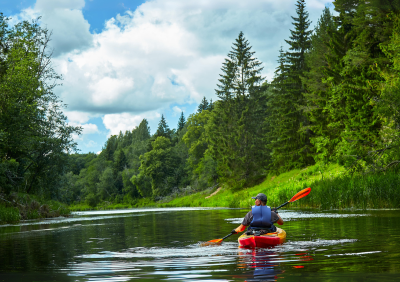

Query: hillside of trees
(3, 0), (400, 210)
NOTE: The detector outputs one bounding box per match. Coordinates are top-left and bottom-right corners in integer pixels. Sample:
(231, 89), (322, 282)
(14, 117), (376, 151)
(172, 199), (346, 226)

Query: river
(0, 207), (399, 281)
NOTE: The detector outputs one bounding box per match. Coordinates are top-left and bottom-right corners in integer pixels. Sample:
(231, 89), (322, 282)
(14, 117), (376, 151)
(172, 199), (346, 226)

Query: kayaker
(232, 193), (283, 234)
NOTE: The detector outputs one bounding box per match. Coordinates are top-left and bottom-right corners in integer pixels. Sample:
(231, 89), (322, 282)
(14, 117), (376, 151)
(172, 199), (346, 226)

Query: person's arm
(233, 224), (247, 233)
(276, 213), (284, 225)
(272, 211), (284, 225)
(232, 211), (252, 233)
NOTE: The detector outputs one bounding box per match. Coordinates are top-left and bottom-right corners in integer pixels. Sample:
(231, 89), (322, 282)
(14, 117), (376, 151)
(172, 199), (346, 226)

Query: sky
(3, 0), (334, 154)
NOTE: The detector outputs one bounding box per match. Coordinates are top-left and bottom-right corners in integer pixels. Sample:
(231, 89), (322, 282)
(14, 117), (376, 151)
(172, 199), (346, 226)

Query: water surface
(1, 207), (399, 281)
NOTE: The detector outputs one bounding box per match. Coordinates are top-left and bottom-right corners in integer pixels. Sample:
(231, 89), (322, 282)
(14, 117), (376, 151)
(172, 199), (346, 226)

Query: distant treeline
(3, 1), (400, 208)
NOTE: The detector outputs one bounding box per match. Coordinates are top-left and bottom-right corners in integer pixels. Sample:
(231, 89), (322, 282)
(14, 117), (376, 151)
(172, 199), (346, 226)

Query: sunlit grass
(158, 163), (400, 209)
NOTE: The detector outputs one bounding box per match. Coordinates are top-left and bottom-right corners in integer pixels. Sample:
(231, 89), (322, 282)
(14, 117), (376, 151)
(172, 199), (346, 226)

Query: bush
(85, 193), (99, 208)
(0, 205), (21, 224)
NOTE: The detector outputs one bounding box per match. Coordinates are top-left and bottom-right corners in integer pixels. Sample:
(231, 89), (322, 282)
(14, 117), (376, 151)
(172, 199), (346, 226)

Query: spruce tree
(197, 97), (209, 113)
(177, 112), (186, 132)
(302, 7), (336, 163)
(267, 0), (313, 172)
(208, 32), (267, 187)
(321, 0), (394, 166)
(154, 114), (171, 139)
(208, 99), (214, 111)
(266, 47), (293, 171)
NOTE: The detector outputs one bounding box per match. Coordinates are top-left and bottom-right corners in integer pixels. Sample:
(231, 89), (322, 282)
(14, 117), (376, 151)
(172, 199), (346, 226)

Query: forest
(2, 0), (400, 217)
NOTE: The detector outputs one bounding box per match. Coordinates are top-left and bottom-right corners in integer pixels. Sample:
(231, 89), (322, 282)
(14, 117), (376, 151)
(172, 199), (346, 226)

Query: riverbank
(68, 162), (400, 212)
(159, 163), (400, 209)
(68, 197), (156, 211)
(0, 193), (70, 224)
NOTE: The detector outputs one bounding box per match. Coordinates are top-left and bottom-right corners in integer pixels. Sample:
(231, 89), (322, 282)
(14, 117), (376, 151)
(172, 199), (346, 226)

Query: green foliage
(0, 14), (80, 199)
(0, 192), (70, 223)
(177, 111), (186, 132)
(85, 193), (99, 208)
(183, 110), (217, 189)
(209, 32), (268, 188)
(154, 114), (171, 139)
(138, 137), (181, 198)
(197, 96), (212, 113)
(51, 2), (400, 212)
(0, 205), (20, 224)
(267, 0), (313, 172)
(302, 7), (336, 163)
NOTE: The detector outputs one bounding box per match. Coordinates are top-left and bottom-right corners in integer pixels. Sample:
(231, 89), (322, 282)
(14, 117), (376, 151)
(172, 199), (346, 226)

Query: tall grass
(158, 163), (400, 209)
(0, 205), (20, 224)
(0, 193), (71, 224)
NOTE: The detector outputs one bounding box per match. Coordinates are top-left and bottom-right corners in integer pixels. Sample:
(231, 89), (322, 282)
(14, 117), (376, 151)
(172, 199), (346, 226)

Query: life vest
(249, 205), (275, 231)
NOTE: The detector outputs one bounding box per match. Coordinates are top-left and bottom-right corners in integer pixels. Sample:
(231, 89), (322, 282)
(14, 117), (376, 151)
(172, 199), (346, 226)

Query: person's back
(232, 193), (283, 234)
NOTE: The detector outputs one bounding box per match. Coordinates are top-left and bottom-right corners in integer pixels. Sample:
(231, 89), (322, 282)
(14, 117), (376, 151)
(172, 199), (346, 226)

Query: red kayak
(238, 228), (286, 248)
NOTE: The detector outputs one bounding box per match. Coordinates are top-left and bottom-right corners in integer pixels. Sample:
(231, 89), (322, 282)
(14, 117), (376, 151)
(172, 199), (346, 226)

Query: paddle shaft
(274, 201), (289, 211)
(222, 232), (235, 240)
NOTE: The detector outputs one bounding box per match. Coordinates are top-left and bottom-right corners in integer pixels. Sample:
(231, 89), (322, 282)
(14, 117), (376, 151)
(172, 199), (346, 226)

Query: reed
(0, 205), (20, 224)
(158, 163), (400, 209)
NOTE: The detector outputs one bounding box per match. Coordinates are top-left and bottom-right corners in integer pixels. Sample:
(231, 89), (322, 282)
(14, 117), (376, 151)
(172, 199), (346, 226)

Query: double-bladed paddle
(200, 187), (311, 246)
(272, 187), (311, 212)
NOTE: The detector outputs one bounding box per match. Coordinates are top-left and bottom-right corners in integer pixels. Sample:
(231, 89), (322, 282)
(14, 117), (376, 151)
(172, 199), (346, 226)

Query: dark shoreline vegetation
(3, 1), (400, 224)
(0, 193), (70, 224)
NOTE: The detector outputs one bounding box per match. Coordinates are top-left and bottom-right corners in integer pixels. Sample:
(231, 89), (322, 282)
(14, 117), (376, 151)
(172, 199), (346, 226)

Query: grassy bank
(158, 163), (400, 209)
(69, 163), (400, 212)
(7, 162), (397, 223)
(0, 193), (70, 224)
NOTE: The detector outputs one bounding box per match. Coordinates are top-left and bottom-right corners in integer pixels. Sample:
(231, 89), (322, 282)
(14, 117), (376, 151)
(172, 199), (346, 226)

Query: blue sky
(3, 0), (334, 154)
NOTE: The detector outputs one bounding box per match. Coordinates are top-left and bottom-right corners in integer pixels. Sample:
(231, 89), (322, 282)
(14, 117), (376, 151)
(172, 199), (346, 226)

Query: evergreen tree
(266, 47), (293, 171)
(154, 114), (171, 139)
(313, 0), (396, 166)
(302, 7), (337, 163)
(197, 97), (209, 113)
(114, 149), (127, 173)
(267, 0), (313, 172)
(209, 32), (267, 187)
(177, 111), (186, 132)
(208, 99), (214, 111)
(103, 135), (118, 161)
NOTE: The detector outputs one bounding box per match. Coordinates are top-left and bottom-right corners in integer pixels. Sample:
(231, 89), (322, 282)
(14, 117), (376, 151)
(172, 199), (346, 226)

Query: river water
(0, 207), (400, 281)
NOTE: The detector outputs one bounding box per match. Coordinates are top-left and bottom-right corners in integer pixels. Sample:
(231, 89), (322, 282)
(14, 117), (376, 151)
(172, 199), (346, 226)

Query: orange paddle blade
(200, 239), (223, 246)
(289, 187), (311, 203)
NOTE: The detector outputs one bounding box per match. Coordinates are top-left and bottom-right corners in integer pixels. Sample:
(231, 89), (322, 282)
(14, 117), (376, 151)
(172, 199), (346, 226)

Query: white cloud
(65, 111), (92, 124)
(12, 0), (334, 151)
(71, 132), (82, 141)
(12, 0), (92, 56)
(52, 0), (333, 118)
(102, 112), (160, 136)
(173, 106), (183, 115)
(81, 123), (99, 135)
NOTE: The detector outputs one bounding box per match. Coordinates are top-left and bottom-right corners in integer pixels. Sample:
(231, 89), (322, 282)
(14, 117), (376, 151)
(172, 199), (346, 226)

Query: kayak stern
(238, 228), (286, 248)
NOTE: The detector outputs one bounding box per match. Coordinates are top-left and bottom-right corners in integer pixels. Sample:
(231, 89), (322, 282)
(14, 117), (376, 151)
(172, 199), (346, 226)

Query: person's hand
(273, 208), (278, 214)
(231, 229), (238, 234)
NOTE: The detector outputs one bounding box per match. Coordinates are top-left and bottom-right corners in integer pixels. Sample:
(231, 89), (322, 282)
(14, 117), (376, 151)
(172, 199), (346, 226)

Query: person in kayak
(232, 193), (283, 234)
